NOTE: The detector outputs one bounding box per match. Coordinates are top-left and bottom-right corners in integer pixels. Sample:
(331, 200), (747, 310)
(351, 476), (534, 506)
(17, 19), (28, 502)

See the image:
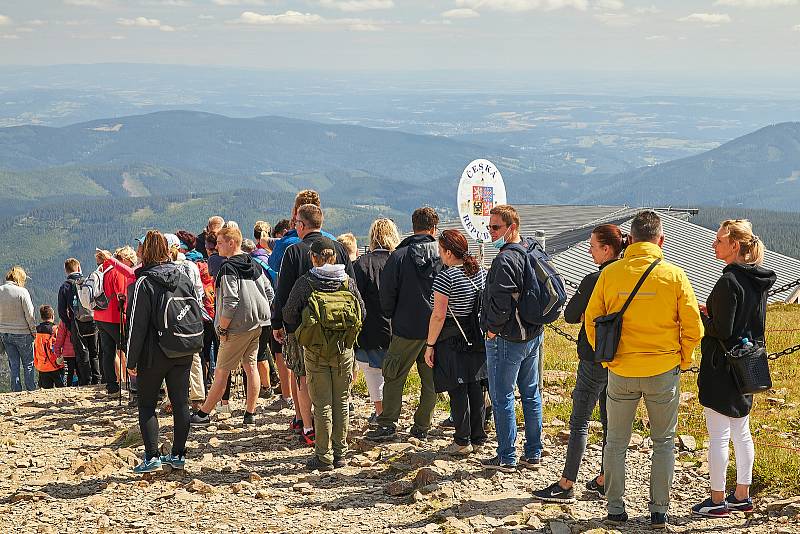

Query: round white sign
(457, 158), (507, 243)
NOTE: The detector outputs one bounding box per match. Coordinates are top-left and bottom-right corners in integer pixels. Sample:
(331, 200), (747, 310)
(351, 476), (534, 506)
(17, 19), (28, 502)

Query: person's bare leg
(298, 375), (314, 429)
(276, 354), (291, 399)
(375, 400), (383, 416)
(257, 361), (271, 389)
(200, 367), (231, 413)
(244, 362), (260, 413)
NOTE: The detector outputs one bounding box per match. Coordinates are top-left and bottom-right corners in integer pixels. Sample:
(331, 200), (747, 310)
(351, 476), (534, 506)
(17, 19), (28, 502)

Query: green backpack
(295, 280), (363, 366)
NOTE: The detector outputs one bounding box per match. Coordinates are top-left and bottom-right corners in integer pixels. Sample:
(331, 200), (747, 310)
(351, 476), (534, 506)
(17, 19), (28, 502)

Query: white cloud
(117, 16), (162, 27)
(634, 5), (660, 14)
(593, 0), (623, 9)
(714, 0), (797, 7)
(645, 34), (666, 40)
(233, 10), (324, 24)
(64, 0), (114, 6)
(793, 23), (800, 30)
(442, 8), (480, 18)
(1, 34), (19, 39)
(0, 15), (10, 25)
(420, 18), (453, 25)
(594, 12), (633, 26)
(678, 13), (732, 24)
(110, 35), (125, 39)
(212, 0), (266, 5)
(454, 0), (589, 12)
(198, 14), (215, 20)
(349, 22), (382, 31)
(16, 27), (35, 33)
(140, 0), (192, 6)
(27, 19), (48, 25)
(318, 0), (394, 11)
(159, 24), (176, 31)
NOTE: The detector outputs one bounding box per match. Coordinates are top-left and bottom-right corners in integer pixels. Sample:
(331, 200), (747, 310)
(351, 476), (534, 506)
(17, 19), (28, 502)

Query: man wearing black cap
(282, 235), (365, 470)
(272, 203), (354, 446)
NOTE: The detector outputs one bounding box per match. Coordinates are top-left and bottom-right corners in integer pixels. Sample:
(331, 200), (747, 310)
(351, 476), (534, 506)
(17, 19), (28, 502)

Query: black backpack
(152, 274), (204, 358)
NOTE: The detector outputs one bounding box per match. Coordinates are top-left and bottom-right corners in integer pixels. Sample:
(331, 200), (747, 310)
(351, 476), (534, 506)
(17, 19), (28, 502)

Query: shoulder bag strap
(617, 259), (661, 317)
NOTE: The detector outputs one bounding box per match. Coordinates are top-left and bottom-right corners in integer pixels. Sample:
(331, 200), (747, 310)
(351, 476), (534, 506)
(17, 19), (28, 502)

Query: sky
(0, 0), (798, 76)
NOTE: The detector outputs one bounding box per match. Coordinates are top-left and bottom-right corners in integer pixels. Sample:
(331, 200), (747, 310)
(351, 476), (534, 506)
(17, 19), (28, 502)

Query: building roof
(552, 212), (800, 304)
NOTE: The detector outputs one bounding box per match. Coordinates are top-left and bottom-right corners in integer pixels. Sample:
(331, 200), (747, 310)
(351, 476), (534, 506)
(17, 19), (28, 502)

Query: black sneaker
(128, 394), (138, 407)
(367, 412), (378, 426)
(333, 457), (348, 469)
(585, 476), (605, 497)
(409, 427), (428, 441)
(306, 456), (333, 472)
(650, 512), (668, 529)
(439, 415), (455, 428)
(481, 455), (516, 473)
(725, 493), (754, 512)
(691, 497), (729, 518)
(532, 482), (575, 503)
(243, 413), (256, 426)
(190, 411), (211, 425)
(605, 512), (628, 525)
(365, 425), (397, 442)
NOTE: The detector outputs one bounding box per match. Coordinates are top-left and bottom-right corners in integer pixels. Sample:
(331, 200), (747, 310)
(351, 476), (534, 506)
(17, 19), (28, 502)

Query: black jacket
(480, 237), (543, 342)
(564, 259), (617, 361)
(272, 231), (355, 332)
(698, 263), (776, 418)
(354, 249), (392, 350)
(125, 262), (194, 370)
(379, 233), (442, 340)
(196, 230), (209, 259)
(57, 272), (84, 327)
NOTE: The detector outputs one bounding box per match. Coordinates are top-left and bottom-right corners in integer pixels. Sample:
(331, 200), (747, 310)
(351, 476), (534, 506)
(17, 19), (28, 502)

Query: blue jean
(2, 332), (36, 392)
(485, 333), (543, 464)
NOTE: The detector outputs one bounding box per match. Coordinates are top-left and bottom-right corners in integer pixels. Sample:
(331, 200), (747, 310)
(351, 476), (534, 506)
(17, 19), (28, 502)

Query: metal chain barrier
(545, 323), (580, 344)
(767, 277), (800, 297)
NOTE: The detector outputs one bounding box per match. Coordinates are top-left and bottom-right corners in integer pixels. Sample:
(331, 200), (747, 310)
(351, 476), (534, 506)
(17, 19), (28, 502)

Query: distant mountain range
(1, 111), (800, 305)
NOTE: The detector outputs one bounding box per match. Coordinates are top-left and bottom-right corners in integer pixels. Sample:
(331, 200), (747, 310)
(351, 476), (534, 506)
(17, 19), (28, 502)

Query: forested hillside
(693, 207), (800, 260)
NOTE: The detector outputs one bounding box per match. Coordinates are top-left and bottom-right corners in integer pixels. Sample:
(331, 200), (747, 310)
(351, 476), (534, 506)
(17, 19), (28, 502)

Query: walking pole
(118, 295), (126, 407)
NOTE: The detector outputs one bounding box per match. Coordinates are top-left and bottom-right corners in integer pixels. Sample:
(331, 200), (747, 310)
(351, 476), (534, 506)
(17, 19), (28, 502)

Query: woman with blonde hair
(692, 219), (775, 517)
(0, 266), (38, 391)
(353, 218), (400, 422)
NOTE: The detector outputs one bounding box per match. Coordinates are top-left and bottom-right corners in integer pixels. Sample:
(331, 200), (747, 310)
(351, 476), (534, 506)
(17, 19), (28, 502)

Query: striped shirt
(430, 266), (486, 317)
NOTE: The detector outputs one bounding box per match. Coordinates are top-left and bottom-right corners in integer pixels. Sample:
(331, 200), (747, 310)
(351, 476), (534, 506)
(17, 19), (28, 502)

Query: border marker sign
(457, 158), (507, 244)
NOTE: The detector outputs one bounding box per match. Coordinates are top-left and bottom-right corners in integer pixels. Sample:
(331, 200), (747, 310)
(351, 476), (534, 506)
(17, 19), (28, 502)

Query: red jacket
(54, 322), (76, 358)
(93, 258), (136, 324)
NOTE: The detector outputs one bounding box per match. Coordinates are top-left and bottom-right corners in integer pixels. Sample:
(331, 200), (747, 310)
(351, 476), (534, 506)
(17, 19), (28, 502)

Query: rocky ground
(1, 383), (799, 534)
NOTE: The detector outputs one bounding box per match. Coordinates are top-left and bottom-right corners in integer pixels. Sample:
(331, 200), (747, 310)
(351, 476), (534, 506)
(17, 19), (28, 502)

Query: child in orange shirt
(34, 305), (64, 388)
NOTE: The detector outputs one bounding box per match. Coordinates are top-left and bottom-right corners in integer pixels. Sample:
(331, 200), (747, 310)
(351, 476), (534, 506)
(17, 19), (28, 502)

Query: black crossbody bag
(593, 259), (660, 363)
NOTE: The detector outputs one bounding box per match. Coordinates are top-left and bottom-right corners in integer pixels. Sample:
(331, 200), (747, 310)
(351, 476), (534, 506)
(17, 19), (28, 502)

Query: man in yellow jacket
(585, 210), (703, 529)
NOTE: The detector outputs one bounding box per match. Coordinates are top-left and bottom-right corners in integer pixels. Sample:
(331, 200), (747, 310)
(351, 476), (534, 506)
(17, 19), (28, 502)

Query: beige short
(216, 328), (261, 372)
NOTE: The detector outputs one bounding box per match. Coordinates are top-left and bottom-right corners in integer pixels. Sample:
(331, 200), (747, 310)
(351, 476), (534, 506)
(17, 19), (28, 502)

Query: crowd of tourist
(0, 189), (776, 527)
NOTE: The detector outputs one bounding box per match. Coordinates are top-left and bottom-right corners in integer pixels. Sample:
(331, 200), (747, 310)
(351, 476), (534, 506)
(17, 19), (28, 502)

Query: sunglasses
(488, 224), (507, 231)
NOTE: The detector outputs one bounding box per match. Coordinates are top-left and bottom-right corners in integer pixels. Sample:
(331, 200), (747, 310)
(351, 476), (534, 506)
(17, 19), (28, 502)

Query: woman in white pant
(353, 219), (400, 422)
(693, 219), (775, 518)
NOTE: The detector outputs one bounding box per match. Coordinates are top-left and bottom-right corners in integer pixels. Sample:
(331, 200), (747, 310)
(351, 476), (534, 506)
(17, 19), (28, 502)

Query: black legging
(97, 321), (121, 391)
(201, 321), (218, 389)
(450, 381), (488, 446)
(136, 354), (191, 460)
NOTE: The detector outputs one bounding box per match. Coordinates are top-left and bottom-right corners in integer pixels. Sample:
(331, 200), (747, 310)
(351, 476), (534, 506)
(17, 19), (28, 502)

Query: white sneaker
(218, 403), (231, 414)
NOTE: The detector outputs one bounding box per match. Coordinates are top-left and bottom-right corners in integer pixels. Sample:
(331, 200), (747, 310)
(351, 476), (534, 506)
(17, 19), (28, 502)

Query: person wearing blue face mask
(479, 204), (545, 472)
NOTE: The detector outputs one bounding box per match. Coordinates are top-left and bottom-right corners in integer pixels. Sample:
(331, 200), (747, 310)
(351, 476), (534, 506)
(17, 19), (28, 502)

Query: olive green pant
(376, 335), (436, 433)
(305, 347), (353, 465)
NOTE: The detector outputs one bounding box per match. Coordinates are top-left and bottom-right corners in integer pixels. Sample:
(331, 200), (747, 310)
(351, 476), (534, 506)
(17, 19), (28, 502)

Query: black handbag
(593, 259), (660, 363)
(720, 339), (772, 394)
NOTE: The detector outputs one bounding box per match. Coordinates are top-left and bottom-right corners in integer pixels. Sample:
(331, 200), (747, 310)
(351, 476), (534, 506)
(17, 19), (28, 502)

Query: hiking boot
(190, 411), (211, 425)
(725, 493), (754, 512)
(532, 481), (576, 504)
(605, 512), (628, 525)
(306, 455), (333, 472)
(650, 512), (668, 529)
(243, 412), (256, 426)
(133, 456), (162, 474)
(290, 417), (303, 434)
(217, 403), (231, 414)
(692, 498), (729, 518)
(518, 455), (542, 469)
(481, 455), (516, 473)
(408, 427), (428, 441)
(300, 428), (315, 446)
(471, 443), (485, 454)
(159, 454), (186, 470)
(365, 425), (397, 442)
(333, 457), (348, 469)
(444, 442), (473, 456)
(585, 476), (606, 497)
(439, 415), (455, 428)
(128, 394), (138, 407)
(367, 412), (378, 426)
(259, 387), (273, 399)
